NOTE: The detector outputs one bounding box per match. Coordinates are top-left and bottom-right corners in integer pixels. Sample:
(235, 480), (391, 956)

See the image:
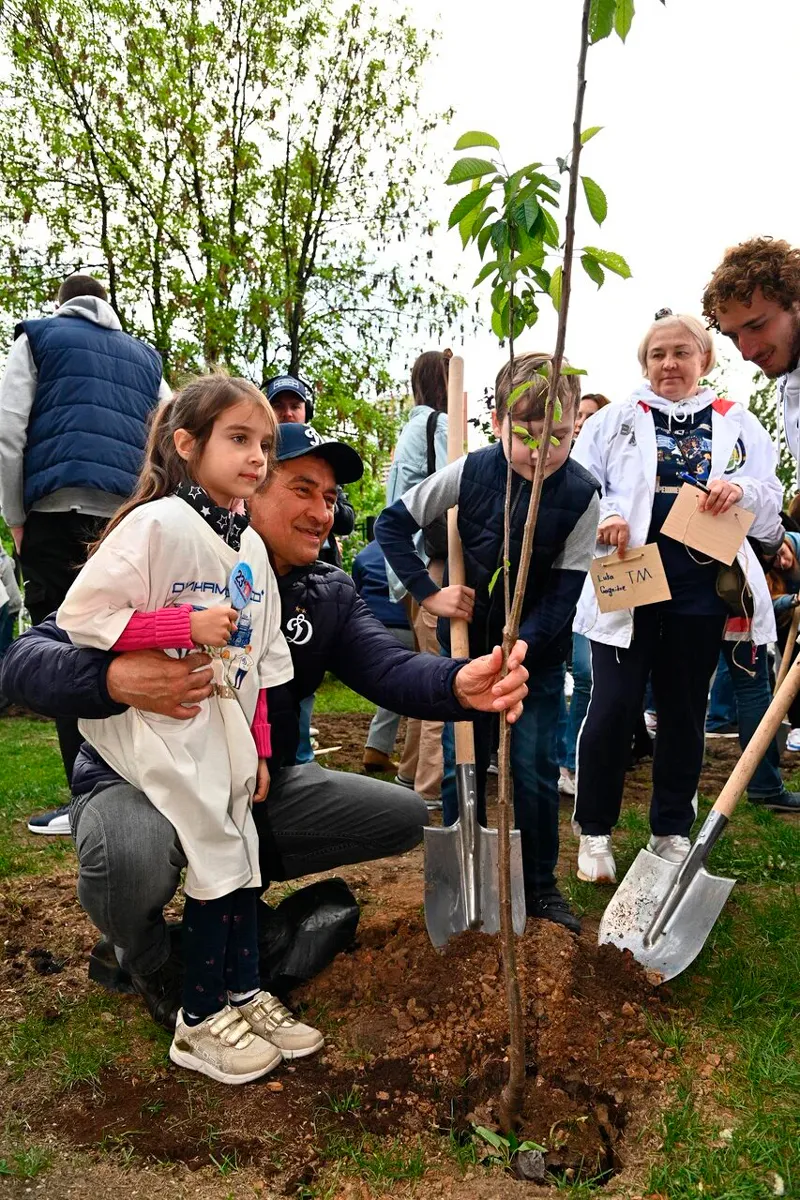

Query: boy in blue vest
(376, 352), (600, 933)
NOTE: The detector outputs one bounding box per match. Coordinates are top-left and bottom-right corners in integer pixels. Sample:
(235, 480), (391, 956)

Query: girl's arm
(250, 688), (271, 758)
(111, 605), (195, 652)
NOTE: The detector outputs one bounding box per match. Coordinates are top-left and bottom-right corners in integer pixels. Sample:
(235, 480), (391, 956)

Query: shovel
(423, 355), (527, 949)
(598, 651), (800, 982)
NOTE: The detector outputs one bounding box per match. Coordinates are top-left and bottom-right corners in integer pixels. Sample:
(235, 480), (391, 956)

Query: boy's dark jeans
(441, 662), (564, 899)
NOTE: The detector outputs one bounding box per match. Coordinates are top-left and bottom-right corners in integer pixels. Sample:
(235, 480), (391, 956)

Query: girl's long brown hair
(92, 374), (276, 554)
(411, 349), (451, 413)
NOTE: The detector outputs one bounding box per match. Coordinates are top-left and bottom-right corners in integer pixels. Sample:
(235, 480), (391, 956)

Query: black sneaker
(748, 791), (800, 813)
(88, 937), (137, 995)
(27, 803), (71, 835)
(527, 889), (581, 935)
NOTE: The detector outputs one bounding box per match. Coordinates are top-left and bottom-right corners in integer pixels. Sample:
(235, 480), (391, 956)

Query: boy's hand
(253, 758), (270, 803)
(190, 605), (239, 647)
(422, 585), (475, 622)
(697, 479), (743, 516)
(597, 515), (630, 558)
(453, 640), (529, 723)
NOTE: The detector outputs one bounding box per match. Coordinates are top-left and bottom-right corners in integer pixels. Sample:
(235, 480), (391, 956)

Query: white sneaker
(169, 1007), (282, 1084)
(786, 728), (800, 752)
(644, 711), (657, 738)
(647, 834), (691, 864)
(558, 769), (576, 797)
(577, 835), (616, 884)
(237, 990), (324, 1060)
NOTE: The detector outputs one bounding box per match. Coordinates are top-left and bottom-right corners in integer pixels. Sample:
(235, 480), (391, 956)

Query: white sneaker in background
(786, 728), (800, 752)
(577, 835), (616, 884)
(647, 834), (691, 864)
(558, 768), (576, 797)
(644, 711), (658, 738)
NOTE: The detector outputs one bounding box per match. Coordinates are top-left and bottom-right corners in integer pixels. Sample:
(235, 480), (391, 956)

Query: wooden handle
(713, 652), (800, 819)
(774, 604), (800, 696)
(445, 356), (474, 764)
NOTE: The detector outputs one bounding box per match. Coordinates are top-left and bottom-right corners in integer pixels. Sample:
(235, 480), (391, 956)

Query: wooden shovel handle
(713, 652), (800, 820)
(774, 603), (800, 696)
(444, 356), (474, 765)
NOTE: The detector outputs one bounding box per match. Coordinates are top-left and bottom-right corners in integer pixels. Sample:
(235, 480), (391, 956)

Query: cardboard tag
(660, 483), (753, 566)
(591, 544), (672, 613)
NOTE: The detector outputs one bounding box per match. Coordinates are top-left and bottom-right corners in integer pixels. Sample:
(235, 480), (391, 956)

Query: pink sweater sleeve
(251, 688), (271, 758)
(112, 605), (195, 651)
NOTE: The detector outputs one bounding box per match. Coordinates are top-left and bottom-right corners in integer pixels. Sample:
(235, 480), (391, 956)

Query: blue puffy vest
(440, 442), (599, 665)
(19, 313), (162, 510)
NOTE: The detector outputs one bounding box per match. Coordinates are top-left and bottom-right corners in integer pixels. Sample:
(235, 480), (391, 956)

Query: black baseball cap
(275, 423), (363, 485)
(266, 374), (312, 404)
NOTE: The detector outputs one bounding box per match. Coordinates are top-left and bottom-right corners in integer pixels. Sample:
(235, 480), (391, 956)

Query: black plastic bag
(258, 876), (360, 995)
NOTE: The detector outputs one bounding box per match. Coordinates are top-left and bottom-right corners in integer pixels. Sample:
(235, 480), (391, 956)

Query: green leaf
(549, 264), (563, 312)
(507, 382), (535, 409)
(491, 306), (506, 339)
(473, 259), (500, 287)
(490, 220), (509, 251)
(614, 0), (635, 41)
(445, 157), (496, 186)
(560, 365), (588, 375)
(583, 246), (632, 278)
(554, 398), (563, 421)
(454, 130), (500, 152)
(541, 209), (560, 248)
(581, 253), (605, 288)
(580, 125), (603, 145)
(487, 565), (505, 596)
(477, 223), (495, 259)
(582, 176), (608, 225)
(589, 0), (617, 43)
(474, 1126), (508, 1152)
(447, 185), (492, 230)
(550, 436), (560, 446)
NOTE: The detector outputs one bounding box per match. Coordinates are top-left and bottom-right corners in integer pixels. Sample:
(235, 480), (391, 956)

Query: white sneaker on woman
(577, 835), (616, 884)
(647, 834), (691, 864)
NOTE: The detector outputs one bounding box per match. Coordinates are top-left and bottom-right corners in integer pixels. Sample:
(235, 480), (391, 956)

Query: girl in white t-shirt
(58, 375), (322, 1085)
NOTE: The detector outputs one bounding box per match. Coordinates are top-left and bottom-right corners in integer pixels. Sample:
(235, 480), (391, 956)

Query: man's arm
(0, 335), (38, 538)
(0, 616), (214, 719)
(518, 493), (600, 661)
(375, 458), (465, 604)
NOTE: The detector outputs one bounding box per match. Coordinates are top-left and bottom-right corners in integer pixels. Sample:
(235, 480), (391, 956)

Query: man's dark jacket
(0, 560), (470, 794)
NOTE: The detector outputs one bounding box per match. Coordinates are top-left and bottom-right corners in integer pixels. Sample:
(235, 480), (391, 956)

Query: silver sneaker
(169, 1006), (282, 1084)
(237, 990), (324, 1059)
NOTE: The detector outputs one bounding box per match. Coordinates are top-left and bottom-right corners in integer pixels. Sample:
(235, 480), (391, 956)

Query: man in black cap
(2, 425), (529, 1029)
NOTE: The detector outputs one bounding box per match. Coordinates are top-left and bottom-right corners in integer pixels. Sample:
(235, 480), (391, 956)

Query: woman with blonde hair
(570, 310), (785, 884)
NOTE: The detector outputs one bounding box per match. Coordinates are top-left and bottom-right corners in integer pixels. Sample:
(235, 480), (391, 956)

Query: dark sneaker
(27, 803), (71, 835)
(527, 889), (581, 935)
(394, 773), (415, 789)
(88, 937), (137, 995)
(706, 723), (739, 738)
(748, 791), (800, 813)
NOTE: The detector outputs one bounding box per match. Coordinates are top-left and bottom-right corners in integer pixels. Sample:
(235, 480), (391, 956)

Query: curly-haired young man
(703, 237), (800, 468)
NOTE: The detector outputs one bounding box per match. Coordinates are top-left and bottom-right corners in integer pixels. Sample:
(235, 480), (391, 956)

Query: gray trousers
(71, 762), (428, 977)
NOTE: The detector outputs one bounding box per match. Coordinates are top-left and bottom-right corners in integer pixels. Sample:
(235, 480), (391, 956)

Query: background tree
(0, 0), (465, 523)
(747, 373), (795, 501)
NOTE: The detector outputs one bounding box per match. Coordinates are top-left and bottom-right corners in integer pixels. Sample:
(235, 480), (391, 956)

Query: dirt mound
(296, 914), (676, 1182)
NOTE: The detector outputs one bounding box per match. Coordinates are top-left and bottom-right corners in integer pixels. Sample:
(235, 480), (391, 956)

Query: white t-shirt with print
(57, 496), (294, 899)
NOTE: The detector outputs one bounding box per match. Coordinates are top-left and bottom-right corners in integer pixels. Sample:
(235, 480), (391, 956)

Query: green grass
(0, 1144), (53, 1180)
(315, 673), (376, 715)
(0, 717), (72, 879)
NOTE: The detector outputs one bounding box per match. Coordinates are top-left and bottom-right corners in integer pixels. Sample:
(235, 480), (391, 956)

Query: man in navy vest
(0, 273), (169, 830)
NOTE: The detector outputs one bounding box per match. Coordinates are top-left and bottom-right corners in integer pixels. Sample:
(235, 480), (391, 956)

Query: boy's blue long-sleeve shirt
(375, 452), (600, 665)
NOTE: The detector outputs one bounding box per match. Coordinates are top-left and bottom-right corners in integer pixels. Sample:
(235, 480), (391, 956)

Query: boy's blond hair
(494, 352), (581, 422)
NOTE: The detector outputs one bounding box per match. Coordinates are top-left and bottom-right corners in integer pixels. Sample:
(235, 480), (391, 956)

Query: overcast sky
(399, 0), (800, 411)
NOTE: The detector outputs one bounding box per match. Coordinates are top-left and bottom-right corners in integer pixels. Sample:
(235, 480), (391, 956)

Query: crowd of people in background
(1, 235), (800, 1084)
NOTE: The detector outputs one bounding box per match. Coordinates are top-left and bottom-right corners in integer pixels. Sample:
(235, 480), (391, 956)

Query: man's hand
(421, 585), (475, 622)
(453, 639), (529, 724)
(253, 758), (270, 803)
(10, 525), (23, 554)
(190, 606), (238, 647)
(698, 479), (743, 516)
(106, 649), (215, 719)
(597, 515), (630, 558)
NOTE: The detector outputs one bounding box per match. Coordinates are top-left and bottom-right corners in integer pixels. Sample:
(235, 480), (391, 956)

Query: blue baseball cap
(275, 423), (363, 485)
(266, 374), (312, 404)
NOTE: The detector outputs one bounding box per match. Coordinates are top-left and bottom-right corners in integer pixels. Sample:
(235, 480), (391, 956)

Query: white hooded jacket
(571, 384), (783, 649)
(780, 365), (800, 485)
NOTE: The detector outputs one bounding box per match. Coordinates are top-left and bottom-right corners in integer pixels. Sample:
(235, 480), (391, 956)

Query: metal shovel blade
(423, 822), (527, 949)
(598, 848), (735, 983)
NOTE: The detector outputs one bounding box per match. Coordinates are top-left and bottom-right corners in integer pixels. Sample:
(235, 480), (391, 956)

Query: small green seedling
(473, 1124), (546, 1170)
